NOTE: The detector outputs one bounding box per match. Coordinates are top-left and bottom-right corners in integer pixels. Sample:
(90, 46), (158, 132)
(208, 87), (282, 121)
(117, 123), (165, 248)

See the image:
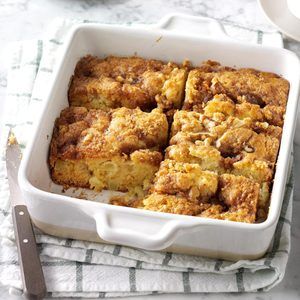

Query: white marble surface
(0, 0), (300, 299)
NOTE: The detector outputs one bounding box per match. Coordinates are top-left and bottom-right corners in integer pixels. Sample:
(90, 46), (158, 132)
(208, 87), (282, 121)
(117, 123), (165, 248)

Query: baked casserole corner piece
(68, 55), (188, 113)
(139, 160), (259, 223)
(183, 60), (289, 126)
(49, 106), (168, 195)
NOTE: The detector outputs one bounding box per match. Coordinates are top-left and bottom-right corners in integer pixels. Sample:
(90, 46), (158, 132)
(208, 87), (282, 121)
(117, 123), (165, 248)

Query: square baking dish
(18, 14), (300, 260)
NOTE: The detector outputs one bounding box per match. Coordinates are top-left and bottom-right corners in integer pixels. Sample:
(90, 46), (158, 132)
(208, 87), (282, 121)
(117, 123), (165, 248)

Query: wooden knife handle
(12, 205), (47, 300)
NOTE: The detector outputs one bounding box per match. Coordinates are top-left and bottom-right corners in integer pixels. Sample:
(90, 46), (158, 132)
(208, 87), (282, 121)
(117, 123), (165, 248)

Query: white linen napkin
(0, 18), (293, 298)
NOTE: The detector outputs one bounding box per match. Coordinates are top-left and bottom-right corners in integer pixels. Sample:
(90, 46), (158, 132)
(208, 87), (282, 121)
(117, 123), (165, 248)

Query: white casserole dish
(18, 14), (300, 260)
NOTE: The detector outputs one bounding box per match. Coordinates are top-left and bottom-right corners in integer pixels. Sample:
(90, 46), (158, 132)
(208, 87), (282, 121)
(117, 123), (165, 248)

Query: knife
(6, 132), (47, 300)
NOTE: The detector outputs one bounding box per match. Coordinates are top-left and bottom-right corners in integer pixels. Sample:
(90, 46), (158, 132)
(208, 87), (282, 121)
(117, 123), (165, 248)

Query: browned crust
(141, 194), (212, 216)
(50, 174), (90, 190)
(183, 60), (289, 127)
(168, 110), (279, 188)
(151, 160), (218, 201)
(49, 106), (168, 165)
(68, 55), (188, 112)
(217, 174), (260, 223)
(139, 163), (259, 223)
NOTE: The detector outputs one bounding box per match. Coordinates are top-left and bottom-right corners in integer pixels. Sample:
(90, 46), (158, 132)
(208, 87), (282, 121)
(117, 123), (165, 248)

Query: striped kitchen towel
(0, 18), (293, 298)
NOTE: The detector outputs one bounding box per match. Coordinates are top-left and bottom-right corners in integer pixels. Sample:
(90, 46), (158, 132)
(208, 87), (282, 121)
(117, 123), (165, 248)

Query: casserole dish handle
(90, 206), (201, 251)
(152, 13), (230, 40)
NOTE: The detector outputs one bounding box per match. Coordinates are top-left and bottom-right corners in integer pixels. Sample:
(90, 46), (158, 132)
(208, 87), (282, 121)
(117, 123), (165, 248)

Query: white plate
(258, 0), (300, 41)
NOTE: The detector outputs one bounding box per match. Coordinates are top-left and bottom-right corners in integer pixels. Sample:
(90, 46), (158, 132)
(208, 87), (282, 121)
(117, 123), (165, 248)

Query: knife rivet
(23, 239), (28, 244)
(19, 211), (24, 216)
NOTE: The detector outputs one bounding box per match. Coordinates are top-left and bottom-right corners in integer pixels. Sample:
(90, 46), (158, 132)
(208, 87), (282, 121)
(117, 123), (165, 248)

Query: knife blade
(6, 132), (47, 300)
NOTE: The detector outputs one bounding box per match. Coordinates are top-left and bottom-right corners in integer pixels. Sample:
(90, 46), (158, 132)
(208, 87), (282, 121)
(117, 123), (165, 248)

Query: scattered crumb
(110, 195), (128, 206)
(156, 36), (163, 43)
(110, 194), (141, 207)
(8, 132), (17, 146)
(78, 190), (88, 200)
(182, 59), (191, 69)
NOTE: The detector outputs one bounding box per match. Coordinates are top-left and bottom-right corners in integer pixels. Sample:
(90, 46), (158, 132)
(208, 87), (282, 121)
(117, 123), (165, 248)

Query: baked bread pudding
(167, 110), (280, 220)
(49, 106), (168, 196)
(142, 167), (260, 223)
(68, 55), (188, 114)
(49, 56), (289, 223)
(183, 60), (289, 127)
